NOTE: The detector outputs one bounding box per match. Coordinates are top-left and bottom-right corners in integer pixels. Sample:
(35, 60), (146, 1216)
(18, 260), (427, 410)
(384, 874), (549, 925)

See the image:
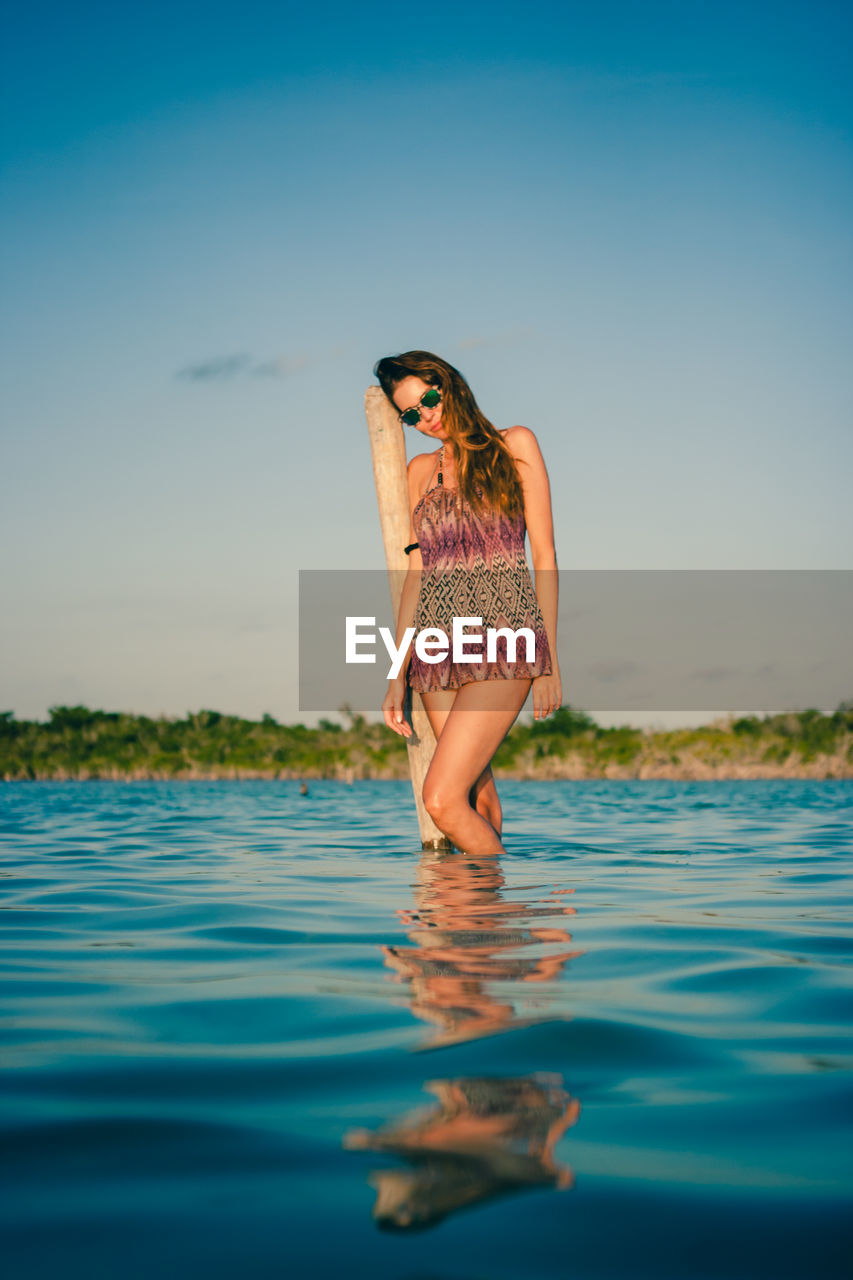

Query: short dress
(407, 445), (553, 694)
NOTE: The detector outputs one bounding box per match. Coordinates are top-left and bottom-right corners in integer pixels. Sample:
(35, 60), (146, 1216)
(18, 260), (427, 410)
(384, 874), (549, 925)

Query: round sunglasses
(398, 386), (442, 427)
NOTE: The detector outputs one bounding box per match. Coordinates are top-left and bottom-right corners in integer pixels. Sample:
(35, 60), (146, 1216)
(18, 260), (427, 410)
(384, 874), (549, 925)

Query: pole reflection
(344, 850), (584, 1230)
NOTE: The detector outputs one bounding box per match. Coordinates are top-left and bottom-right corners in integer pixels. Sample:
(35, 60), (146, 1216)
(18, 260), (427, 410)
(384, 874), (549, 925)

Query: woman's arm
(505, 425), (562, 719)
(381, 455), (428, 738)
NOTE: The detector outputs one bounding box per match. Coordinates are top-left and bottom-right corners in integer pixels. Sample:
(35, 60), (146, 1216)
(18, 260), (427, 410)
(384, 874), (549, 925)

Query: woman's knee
(422, 780), (466, 828)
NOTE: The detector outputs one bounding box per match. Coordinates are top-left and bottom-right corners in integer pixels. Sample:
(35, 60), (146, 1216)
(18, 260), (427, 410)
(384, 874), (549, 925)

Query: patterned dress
(408, 445), (553, 694)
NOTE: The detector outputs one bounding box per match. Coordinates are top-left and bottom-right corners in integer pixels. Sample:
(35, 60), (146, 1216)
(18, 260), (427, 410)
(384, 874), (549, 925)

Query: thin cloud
(177, 354), (252, 381)
(176, 352), (312, 382)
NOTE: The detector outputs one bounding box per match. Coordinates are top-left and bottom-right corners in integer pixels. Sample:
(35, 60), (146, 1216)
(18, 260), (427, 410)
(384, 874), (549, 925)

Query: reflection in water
(346, 852), (584, 1230)
(344, 1074), (580, 1231)
(381, 851), (582, 1049)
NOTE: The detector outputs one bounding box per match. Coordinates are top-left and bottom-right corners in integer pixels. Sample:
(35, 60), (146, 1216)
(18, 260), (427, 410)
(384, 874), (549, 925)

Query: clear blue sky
(2, 1), (851, 725)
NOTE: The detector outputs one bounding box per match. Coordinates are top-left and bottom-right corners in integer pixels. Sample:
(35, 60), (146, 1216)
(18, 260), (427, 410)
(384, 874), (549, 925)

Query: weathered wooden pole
(364, 386), (449, 849)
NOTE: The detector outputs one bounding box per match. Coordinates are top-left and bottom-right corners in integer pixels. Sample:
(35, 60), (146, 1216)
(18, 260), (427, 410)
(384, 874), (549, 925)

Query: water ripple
(1, 779), (851, 1278)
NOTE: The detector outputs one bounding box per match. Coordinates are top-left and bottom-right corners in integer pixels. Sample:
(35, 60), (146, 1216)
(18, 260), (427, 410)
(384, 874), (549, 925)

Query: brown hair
(374, 350), (524, 518)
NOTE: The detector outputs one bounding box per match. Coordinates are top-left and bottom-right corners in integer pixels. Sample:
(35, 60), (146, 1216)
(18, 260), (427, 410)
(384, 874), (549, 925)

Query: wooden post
(364, 386), (449, 849)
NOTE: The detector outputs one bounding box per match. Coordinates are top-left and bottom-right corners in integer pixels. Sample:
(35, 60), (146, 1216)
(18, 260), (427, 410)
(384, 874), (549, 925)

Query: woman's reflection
(345, 1073), (579, 1231)
(345, 850), (583, 1229)
(380, 849), (581, 1048)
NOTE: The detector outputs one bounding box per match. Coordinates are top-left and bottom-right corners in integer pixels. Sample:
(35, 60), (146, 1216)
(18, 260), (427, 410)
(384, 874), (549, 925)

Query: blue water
(1, 779), (851, 1279)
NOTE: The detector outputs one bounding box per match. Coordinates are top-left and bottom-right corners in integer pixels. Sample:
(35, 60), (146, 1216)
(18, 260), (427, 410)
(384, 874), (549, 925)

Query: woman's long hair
(374, 350), (524, 518)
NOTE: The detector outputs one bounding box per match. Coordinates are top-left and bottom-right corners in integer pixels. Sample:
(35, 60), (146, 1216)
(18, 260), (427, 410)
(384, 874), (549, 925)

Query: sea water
(1, 779), (851, 1279)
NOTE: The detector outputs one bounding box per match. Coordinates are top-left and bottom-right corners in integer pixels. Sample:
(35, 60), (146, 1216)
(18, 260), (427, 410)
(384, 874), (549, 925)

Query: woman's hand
(382, 678), (412, 738)
(532, 670), (562, 720)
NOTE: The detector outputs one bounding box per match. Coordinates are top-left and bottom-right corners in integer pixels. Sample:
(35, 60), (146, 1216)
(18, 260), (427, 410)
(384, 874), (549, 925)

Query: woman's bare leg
(421, 693), (503, 837)
(420, 680), (532, 855)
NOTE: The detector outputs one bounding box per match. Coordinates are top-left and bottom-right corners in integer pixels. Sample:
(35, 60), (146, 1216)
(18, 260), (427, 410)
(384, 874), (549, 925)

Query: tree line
(1, 702), (851, 780)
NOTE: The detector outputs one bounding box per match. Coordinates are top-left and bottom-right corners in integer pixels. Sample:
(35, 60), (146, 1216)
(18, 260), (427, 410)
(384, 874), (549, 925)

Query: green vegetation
(1, 703), (851, 782)
(492, 706), (645, 771)
(0, 705), (406, 782)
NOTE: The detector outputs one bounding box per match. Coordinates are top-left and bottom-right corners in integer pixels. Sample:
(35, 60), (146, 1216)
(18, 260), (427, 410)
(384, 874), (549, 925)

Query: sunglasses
(398, 386), (442, 427)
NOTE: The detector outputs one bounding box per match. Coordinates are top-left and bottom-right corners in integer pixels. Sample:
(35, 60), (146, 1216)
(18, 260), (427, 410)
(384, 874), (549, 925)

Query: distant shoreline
(2, 703), (851, 783)
(6, 766), (851, 781)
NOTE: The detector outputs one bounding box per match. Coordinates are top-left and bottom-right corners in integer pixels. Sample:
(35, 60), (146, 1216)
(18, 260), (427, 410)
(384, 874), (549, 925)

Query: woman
(375, 350), (561, 856)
